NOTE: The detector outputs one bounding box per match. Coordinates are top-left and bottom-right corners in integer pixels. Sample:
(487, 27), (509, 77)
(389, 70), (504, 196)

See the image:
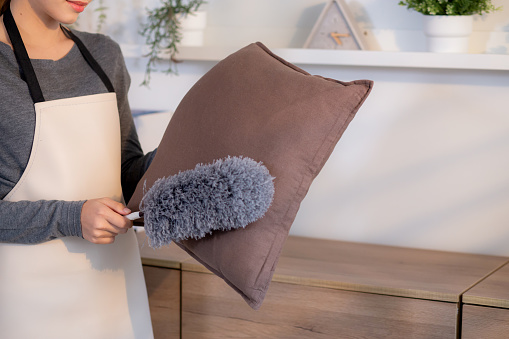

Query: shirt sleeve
(0, 199), (84, 244)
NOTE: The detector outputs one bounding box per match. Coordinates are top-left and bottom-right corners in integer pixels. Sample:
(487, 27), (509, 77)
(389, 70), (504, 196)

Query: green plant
(139, 0), (205, 86)
(398, 0), (502, 15)
(94, 0), (108, 33)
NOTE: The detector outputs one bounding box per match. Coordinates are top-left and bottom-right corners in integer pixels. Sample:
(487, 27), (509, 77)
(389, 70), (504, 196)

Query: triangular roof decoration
(304, 0), (367, 50)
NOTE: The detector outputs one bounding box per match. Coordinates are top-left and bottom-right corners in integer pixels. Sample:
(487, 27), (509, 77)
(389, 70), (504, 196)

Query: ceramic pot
(423, 15), (473, 53)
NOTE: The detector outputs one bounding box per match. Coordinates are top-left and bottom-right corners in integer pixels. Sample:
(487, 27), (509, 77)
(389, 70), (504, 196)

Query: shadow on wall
(289, 3), (325, 48)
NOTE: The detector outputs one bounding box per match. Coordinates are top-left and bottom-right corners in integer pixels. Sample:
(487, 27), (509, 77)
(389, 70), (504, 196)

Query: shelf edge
(120, 44), (509, 71)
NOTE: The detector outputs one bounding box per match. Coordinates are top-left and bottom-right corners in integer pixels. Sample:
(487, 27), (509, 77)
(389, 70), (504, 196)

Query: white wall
(291, 65), (509, 255)
(78, 1), (509, 255)
(79, 0), (509, 53)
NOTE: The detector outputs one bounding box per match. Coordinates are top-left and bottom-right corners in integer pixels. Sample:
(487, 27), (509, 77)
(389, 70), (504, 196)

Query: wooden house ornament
(304, 0), (367, 50)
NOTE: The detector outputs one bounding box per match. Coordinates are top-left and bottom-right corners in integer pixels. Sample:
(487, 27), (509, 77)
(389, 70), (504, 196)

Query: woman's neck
(1, 0), (73, 60)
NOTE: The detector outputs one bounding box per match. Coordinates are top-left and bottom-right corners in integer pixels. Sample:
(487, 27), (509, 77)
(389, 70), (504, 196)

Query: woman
(0, 0), (155, 338)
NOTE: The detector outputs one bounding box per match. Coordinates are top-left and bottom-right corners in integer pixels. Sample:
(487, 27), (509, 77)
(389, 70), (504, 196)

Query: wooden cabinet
(462, 305), (509, 338)
(462, 262), (509, 338)
(137, 231), (509, 338)
(143, 266), (180, 339)
(139, 234), (187, 339)
(181, 271), (456, 339)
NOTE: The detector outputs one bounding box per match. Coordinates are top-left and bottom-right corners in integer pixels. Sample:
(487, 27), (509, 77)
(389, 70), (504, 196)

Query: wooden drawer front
(463, 305), (509, 338)
(181, 272), (456, 339)
(143, 266), (181, 339)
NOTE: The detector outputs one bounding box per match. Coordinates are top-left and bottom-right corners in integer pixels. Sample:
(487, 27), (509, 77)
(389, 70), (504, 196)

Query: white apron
(0, 9), (153, 339)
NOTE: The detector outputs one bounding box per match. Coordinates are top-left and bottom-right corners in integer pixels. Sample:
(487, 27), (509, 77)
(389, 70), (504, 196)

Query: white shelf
(121, 44), (509, 72)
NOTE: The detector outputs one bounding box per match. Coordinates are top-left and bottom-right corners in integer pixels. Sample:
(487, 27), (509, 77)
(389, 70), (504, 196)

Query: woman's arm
(0, 198), (134, 244)
(0, 199), (84, 243)
(120, 116), (156, 204)
(110, 38), (156, 204)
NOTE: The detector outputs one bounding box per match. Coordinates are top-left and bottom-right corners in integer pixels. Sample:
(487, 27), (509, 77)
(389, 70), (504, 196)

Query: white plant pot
(423, 15), (473, 53)
(179, 11), (207, 46)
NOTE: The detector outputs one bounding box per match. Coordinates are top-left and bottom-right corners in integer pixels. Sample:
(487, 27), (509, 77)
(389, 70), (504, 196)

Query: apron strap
(61, 27), (115, 93)
(2, 7), (115, 104)
(3, 8), (45, 103)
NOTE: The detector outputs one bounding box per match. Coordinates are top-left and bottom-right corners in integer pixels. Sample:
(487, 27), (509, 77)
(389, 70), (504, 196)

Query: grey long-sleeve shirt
(0, 30), (155, 244)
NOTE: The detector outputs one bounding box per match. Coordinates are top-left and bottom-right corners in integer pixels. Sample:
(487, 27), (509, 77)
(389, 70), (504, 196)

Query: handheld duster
(128, 156), (274, 248)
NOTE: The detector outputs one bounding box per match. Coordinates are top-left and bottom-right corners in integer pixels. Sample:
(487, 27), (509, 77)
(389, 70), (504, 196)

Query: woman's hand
(80, 198), (133, 244)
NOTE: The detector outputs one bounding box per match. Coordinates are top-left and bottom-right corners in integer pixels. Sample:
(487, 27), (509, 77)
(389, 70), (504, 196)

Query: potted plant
(398, 0), (502, 53)
(139, 0), (206, 86)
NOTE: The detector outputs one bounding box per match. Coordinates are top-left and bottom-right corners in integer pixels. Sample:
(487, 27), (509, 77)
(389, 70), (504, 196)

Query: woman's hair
(0, 0), (10, 15)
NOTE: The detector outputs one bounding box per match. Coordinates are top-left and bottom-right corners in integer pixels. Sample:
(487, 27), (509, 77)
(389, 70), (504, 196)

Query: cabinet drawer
(143, 266), (181, 339)
(181, 271), (456, 339)
(463, 304), (509, 338)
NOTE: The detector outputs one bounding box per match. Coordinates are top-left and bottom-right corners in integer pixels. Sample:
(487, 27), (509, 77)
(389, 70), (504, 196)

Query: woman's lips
(67, 1), (88, 13)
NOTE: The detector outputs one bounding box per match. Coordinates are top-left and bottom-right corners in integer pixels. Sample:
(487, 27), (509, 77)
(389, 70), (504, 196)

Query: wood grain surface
(136, 231), (509, 338)
(143, 266), (181, 339)
(462, 260), (509, 308)
(181, 271), (457, 339)
(462, 304), (509, 339)
(174, 234), (508, 302)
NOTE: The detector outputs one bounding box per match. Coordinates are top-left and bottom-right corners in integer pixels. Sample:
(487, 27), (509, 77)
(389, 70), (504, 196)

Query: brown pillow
(128, 42), (373, 309)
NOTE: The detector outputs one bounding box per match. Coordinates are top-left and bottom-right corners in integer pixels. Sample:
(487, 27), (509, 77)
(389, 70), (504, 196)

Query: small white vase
(423, 15), (473, 53)
(179, 11), (207, 46)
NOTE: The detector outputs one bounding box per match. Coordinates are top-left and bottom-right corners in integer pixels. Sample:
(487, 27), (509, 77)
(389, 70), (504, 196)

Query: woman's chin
(59, 14), (80, 26)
